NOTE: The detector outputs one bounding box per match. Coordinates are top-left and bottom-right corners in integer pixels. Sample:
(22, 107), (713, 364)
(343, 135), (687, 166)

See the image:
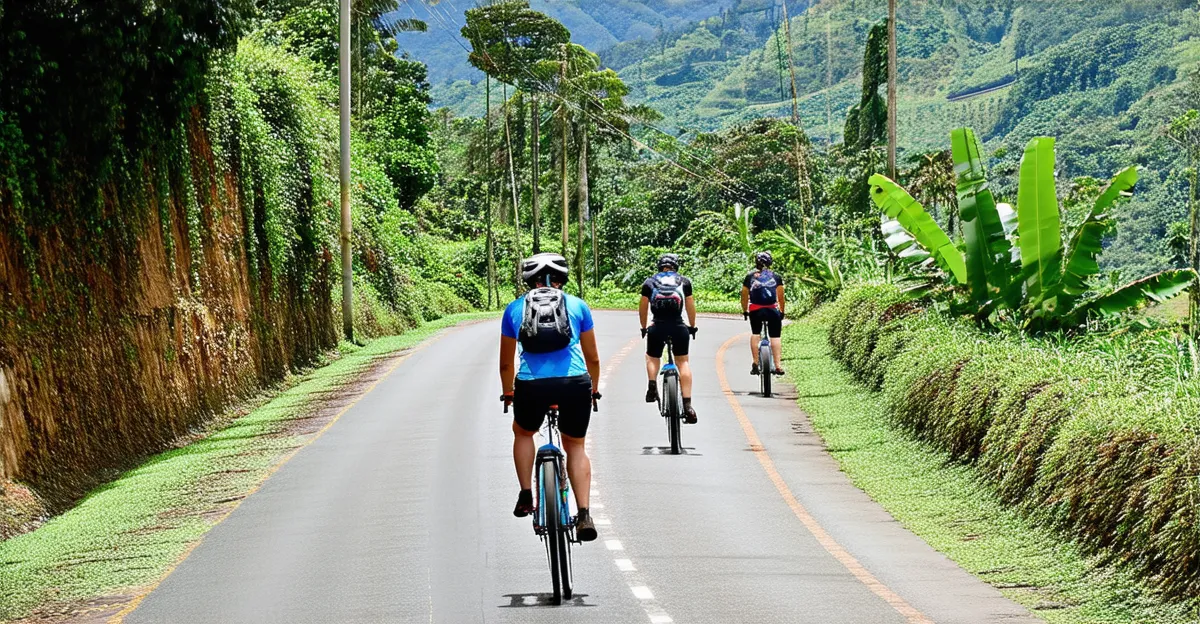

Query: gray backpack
(519, 288), (573, 353)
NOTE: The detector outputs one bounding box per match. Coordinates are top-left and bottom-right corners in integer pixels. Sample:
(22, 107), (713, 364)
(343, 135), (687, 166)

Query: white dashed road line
(590, 337), (675, 624)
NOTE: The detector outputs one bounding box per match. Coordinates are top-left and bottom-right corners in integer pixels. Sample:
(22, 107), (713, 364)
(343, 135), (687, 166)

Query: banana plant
(757, 227), (843, 296)
(868, 173), (967, 283)
(871, 128), (1198, 332)
(951, 128), (1018, 311)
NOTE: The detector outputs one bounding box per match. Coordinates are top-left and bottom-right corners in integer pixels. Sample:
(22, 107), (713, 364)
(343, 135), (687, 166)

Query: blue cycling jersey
(501, 292), (594, 380)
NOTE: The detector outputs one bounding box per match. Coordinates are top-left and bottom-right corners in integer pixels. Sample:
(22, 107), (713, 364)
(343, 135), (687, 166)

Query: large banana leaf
(869, 174), (967, 283)
(951, 127), (1015, 307)
(1059, 166), (1139, 303)
(1064, 269), (1197, 326)
(1017, 137), (1063, 308)
(881, 215), (933, 268)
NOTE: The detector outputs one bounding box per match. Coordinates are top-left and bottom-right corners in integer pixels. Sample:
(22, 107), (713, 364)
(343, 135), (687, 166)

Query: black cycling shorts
(646, 322), (690, 358)
(513, 374), (593, 438)
(749, 308), (783, 338)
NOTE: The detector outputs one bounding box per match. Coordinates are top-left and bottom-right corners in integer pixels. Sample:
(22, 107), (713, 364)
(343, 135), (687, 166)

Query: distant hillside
(391, 0), (738, 85)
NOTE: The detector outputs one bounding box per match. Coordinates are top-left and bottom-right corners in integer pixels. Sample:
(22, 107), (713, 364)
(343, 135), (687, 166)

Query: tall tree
(462, 0), (570, 282)
(1167, 110), (1200, 338)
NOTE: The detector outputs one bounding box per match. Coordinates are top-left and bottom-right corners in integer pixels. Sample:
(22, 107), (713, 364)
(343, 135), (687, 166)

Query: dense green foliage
(827, 284), (1200, 601)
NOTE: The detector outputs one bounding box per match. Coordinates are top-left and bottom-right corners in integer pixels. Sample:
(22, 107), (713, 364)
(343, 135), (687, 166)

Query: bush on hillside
(826, 284), (1200, 600)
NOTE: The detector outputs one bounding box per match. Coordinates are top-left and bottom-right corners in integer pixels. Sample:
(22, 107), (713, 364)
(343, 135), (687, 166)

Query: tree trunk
(531, 93), (541, 254)
(1190, 166), (1198, 340)
(485, 76), (496, 308)
(825, 16), (833, 146)
(503, 84), (522, 296)
(560, 81), (569, 255)
(887, 0), (898, 178)
(592, 212), (599, 289)
(577, 125), (588, 298)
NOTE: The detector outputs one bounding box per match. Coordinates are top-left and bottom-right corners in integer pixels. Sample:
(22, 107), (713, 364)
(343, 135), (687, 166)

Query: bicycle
(758, 321), (773, 398)
(658, 336), (684, 455)
(504, 394), (599, 605)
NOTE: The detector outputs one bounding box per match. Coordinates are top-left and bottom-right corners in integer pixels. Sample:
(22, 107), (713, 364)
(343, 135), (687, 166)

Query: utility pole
(887, 0), (898, 178)
(781, 0), (811, 244)
(339, 0), (353, 341)
(486, 76), (497, 308)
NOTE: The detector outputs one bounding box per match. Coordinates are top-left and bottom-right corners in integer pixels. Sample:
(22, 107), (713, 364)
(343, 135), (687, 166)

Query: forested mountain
(426, 0), (1199, 275)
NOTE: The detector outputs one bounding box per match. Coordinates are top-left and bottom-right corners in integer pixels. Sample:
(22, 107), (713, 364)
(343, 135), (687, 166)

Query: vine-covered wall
(0, 41), (342, 507)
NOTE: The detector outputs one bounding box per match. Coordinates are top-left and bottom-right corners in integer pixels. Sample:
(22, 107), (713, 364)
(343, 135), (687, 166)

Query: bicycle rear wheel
(540, 460), (564, 604)
(759, 342), (773, 398)
(664, 373), (682, 454)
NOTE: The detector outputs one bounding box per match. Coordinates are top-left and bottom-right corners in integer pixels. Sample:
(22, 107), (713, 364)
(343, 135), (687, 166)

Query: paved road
(125, 312), (1037, 624)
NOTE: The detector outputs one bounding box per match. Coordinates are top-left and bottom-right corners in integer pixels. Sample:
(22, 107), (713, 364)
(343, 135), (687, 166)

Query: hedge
(825, 284), (1200, 600)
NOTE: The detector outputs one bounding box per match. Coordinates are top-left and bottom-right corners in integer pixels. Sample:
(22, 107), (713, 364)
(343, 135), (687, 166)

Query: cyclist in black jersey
(639, 253), (699, 423)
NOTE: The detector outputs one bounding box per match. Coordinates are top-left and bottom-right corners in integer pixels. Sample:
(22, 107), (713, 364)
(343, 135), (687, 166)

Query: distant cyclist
(639, 253), (698, 423)
(742, 251), (786, 376)
(500, 253), (600, 542)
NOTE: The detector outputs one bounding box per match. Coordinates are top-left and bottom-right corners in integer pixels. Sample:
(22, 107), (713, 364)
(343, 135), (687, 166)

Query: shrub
(826, 283), (1200, 599)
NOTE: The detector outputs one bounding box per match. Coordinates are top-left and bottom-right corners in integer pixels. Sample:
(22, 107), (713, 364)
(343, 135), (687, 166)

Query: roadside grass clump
(826, 282), (1200, 601)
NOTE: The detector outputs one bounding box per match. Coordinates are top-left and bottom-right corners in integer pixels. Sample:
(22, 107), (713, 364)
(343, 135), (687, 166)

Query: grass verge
(0, 312), (496, 623)
(781, 314), (1200, 624)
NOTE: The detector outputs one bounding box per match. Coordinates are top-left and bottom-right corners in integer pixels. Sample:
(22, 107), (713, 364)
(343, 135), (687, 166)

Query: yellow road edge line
(715, 333), (935, 624)
(109, 326), (460, 623)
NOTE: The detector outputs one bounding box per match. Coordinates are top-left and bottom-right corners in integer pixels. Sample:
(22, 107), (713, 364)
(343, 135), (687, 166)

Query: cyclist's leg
(768, 310), (785, 373)
(644, 325), (666, 402)
(749, 312), (765, 369)
(557, 376), (594, 510)
(673, 323), (693, 397)
(645, 324), (665, 377)
(511, 379), (548, 491)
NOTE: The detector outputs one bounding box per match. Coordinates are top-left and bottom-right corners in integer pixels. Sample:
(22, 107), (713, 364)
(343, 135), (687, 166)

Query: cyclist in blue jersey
(499, 253), (601, 542)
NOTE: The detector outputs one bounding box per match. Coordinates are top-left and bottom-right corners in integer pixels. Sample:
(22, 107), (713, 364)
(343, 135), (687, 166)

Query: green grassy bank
(782, 308), (1199, 622)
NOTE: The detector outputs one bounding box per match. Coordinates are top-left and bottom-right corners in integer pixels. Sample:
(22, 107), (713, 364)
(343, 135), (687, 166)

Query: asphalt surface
(125, 311), (1038, 624)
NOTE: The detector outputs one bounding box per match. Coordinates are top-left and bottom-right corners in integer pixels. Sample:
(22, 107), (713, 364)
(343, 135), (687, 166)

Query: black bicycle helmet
(658, 253), (680, 271)
(755, 250), (773, 269)
(521, 253), (569, 287)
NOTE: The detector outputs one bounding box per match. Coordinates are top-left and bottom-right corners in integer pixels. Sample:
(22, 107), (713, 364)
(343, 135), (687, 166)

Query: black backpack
(648, 272), (685, 316)
(748, 269), (778, 306)
(518, 288), (573, 353)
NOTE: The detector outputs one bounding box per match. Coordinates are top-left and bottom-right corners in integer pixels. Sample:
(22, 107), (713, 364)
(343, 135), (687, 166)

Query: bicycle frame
(533, 409), (575, 541)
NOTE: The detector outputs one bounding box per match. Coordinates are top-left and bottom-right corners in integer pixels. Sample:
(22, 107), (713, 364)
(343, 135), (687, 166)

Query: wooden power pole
(887, 0), (898, 178)
(339, 0), (353, 340)
(781, 0), (811, 244)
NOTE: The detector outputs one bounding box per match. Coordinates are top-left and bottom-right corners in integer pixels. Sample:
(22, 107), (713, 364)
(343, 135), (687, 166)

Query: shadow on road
(499, 593), (595, 608)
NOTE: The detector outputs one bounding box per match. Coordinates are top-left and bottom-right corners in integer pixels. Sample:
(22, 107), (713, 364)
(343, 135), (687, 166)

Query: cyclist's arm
(639, 296), (650, 330)
(778, 285), (786, 317)
(579, 330), (601, 393)
(685, 295), (697, 329)
(499, 335), (518, 395)
(740, 286), (750, 314)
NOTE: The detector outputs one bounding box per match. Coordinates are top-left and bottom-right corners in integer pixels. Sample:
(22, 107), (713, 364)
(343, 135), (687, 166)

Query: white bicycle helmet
(521, 253), (570, 287)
